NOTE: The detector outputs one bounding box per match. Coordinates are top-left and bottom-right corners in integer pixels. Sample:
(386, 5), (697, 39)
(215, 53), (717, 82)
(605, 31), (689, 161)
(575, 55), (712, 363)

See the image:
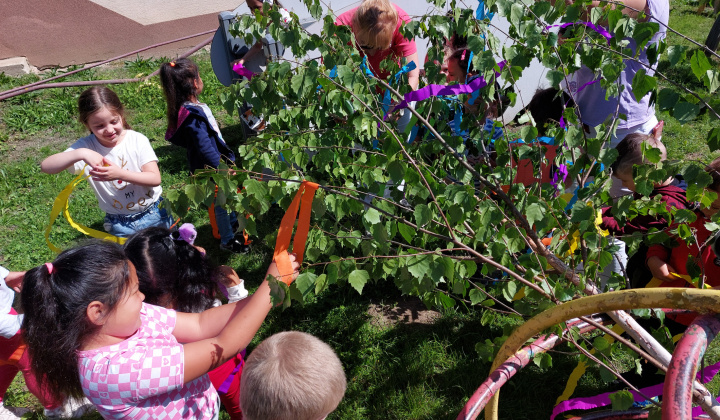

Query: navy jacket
(165, 105), (236, 173)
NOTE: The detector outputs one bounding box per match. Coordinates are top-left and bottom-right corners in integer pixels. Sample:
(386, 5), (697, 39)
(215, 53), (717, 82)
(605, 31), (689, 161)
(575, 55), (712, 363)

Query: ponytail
(124, 227), (219, 313)
(21, 241), (129, 399)
(159, 58), (200, 131)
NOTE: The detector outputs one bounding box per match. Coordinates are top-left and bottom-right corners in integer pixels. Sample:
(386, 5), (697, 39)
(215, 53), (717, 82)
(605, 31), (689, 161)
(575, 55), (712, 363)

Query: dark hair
(159, 58), (200, 131)
(611, 133), (667, 175)
(526, 87), (575, 137)
(21, 241), (130, 400)
(448, 48), (474, 81)
(707, 157), (720, 192)
(77, 87), (130, 130)
(124, 227), (220, 313)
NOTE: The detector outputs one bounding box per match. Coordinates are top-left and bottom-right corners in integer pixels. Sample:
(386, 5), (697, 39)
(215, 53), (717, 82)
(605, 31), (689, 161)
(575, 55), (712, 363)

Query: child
(646, 157), (720, 289)
(239, 331), (346, 420)
(124, 226), (249, 419)
(600, 133), (688, 289)
(160, 58), (249, 254)
(41, 87), (173, 238)
(20, 240), (298, 419)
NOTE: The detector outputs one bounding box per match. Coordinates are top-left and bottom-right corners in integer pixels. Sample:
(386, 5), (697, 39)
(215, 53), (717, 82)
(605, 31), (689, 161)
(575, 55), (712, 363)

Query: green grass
(1, 5), (719, 417)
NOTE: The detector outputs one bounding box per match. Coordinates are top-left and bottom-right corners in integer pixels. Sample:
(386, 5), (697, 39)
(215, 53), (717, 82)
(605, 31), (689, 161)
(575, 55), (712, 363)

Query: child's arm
(88, 158), (161, 187)
(5, 271), (25, 293)
(41, 148), (104, 174)
(176, 255), (299, 384)
(405, 52), (420, 91)
(646, 243), (679, 282)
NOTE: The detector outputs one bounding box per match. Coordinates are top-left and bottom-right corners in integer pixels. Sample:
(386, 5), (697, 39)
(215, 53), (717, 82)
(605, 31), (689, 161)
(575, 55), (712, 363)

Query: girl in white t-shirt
(41, 87), (173, 238)
(20, 240), (299, 420)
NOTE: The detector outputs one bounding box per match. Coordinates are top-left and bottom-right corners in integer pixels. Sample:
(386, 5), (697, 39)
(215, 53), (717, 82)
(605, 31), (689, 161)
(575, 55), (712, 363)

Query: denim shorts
(103, 197), (174, 238)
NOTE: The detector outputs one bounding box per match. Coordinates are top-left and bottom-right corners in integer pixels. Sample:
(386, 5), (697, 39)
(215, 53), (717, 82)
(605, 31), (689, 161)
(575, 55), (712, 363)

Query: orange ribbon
(0, 343), (26, 367)
(273, 181), (319, 284)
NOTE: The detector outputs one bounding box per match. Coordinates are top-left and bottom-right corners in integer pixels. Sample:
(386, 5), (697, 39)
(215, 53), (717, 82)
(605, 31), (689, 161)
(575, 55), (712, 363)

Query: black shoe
(220, 238), (251, 254)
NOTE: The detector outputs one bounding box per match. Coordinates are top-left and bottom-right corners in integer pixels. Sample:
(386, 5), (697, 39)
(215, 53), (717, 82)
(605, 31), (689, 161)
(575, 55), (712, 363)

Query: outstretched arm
(41, 148), (104, 174)
(176, 254), (299, 384)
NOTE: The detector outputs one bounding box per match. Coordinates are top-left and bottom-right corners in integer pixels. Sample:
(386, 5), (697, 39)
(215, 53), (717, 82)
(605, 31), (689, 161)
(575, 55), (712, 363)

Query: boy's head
(526, 87), (574, 137)
(611, 133), (668, 192)
(702, 157), (720, 218)
(240, 331), (347, 420)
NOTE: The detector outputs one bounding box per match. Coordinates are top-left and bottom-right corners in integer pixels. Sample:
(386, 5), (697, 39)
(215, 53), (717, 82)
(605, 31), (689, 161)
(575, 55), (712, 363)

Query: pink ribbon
(232, 62), (255, 81)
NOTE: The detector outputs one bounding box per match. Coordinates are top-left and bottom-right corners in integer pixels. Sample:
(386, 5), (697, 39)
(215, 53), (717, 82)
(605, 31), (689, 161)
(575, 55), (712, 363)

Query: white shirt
(67, 130), (162, 215)
(0, 266), (23, 338)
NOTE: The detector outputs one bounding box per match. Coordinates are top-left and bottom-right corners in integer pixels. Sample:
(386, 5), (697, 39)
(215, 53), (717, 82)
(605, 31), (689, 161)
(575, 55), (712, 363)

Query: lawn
(1, 1), (719, 418)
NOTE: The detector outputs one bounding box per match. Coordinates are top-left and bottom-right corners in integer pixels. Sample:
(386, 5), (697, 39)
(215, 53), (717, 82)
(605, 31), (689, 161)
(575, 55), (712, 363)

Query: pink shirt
(78, 303), (218, 420)
(335, 4), (417, 80)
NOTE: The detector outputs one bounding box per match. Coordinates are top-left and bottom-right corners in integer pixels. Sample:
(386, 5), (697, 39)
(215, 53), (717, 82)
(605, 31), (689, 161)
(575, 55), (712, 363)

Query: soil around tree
(368, 296), (441, 327)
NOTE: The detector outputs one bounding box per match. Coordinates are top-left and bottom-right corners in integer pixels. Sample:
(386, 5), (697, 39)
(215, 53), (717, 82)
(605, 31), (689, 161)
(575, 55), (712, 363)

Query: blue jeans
(214, 203), (238, 245)
(103, 197), (174, 238)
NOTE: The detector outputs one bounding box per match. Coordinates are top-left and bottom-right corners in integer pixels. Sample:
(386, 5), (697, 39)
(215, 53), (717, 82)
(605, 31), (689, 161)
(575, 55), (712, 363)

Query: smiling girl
(20, 240), (299, 419)
(41, 87), (173, 237)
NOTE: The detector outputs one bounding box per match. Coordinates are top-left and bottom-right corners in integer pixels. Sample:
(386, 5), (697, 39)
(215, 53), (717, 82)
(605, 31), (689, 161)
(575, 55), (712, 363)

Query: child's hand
(80, 149), (105, 168)
(647, 256), (680, 282)
(5, 271), (25, 292)
(218, 265), (244, 288)
(266, 253), (300, 284)
(89, 157), (125, 182)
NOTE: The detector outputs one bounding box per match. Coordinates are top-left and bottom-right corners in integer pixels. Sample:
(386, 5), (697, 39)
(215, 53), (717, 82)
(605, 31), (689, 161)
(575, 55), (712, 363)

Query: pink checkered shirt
(78, 303), (219, 419)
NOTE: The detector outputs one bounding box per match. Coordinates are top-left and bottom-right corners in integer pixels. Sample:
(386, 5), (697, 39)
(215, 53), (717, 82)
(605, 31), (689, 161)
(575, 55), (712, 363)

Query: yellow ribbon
(45, 169), (126, 253)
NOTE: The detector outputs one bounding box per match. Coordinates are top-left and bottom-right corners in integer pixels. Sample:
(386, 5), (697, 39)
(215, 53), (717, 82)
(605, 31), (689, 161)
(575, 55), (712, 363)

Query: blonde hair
(240, 331), (347, 420)
(351, 0), (398, 50)
(612, 133), (667, 176)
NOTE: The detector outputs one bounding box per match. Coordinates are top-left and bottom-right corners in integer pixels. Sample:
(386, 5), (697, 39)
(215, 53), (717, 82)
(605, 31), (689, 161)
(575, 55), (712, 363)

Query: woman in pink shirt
(335, 0), (420, 89)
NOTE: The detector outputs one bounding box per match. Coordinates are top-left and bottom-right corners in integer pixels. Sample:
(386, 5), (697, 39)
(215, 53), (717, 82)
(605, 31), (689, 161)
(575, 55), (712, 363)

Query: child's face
(194, 75), (204, 96)
(446, 58), (465, 83)
(103, 262), (145, 339)
(614, 169), (636, 192)
(87, 107), (125, 148)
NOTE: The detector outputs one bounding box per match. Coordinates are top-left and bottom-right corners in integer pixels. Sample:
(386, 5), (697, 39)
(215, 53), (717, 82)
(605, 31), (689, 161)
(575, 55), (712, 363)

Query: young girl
(124, 226), (248, 419)
(160, 58), (248, 254)
(20, 240), (298, 419)
(41, 87), (173, 238)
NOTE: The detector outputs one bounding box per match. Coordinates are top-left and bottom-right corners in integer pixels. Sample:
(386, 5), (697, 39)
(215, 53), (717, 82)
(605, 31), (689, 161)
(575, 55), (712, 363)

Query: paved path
(0, 0), (242, 69)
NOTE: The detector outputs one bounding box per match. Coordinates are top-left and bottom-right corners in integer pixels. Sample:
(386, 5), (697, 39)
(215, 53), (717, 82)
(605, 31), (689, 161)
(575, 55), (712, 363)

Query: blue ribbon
(476, 0), (495, 21)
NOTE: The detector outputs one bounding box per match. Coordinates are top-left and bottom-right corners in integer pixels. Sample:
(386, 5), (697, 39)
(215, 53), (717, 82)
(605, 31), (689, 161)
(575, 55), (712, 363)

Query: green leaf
(690, 50), (712, 84)
(387, 160), (405, 183)
(657, 88), (679, 111)
(667, 45), (687, 66)
(407, 254), (432, 278)
(184, 184), (208, 206)
(630, 69), (656, 102)
(364, 208), (382, 225)
(414, 204), (431, 227)
(480, 309), (496, 326)
(398, 223), (416, 243)
(470, 288), (484, 305)
(348, 269), (370, 294)
(315, 274), (328, 294)
(502, 281), (518, 301)
(609, 390), (635, 411)
(525, 203), (546, 228)
(674, 101), (700, 124)
(294, 272), (317, 296)
(709, 128), (720, 153)
(533, 352), (552, 370)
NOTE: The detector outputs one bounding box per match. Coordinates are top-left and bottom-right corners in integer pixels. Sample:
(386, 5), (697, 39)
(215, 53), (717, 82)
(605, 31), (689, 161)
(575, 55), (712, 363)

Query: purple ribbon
(389, 61), (506, 117)
(217, 349), (247, 394)
(233, 62), (255, 81)
(551, 359), (720, 419)
(551, 163), (569, 191)
(547, 22), (613, 42)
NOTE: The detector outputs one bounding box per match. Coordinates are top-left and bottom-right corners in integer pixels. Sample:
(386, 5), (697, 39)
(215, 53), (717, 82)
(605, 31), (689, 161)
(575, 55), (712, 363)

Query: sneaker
(240, 109), (266, 132)
(0, 405), (30, 420)
(220, 238), (251, 254)
(45, 396), (95, 419)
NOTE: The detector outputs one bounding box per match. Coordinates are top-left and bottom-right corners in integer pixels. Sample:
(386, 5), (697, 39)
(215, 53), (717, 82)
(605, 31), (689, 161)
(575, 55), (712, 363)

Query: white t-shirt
(0, 266), (22, 338)
(67, 130), (162, 215)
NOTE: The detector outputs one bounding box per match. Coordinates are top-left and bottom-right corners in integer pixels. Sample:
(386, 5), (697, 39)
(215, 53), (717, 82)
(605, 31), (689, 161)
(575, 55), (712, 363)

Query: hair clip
(461, 49), (467, 61)
(45, 262), (54, 274)
(169, 61), (176, 67)
(178, 223), (197, 246)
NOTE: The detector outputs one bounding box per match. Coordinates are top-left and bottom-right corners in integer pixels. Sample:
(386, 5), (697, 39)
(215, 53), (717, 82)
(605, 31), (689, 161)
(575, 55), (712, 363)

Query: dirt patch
(1, 132), (69, 164)
(368, 296), (441, 327)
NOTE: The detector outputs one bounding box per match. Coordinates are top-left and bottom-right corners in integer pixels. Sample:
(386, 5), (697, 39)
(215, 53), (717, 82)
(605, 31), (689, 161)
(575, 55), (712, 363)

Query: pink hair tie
(45, 262), (54, 274)
(461, 49), (467, 61)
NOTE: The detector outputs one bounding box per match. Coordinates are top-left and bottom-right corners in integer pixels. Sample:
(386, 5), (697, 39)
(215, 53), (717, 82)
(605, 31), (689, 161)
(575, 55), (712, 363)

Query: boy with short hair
(239, 331), (347, 420)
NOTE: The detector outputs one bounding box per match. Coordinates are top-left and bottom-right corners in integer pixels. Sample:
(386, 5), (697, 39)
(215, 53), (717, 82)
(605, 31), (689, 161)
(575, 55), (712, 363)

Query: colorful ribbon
(273, 180), (319, 284)
(547, 21), (613, 42)
(232, 62), (256, 81)
(45, 167), (126, 253)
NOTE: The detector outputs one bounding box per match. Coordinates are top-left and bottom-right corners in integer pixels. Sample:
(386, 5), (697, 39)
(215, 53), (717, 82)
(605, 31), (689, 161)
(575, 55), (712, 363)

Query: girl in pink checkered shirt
(19, 240), (298, 420)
